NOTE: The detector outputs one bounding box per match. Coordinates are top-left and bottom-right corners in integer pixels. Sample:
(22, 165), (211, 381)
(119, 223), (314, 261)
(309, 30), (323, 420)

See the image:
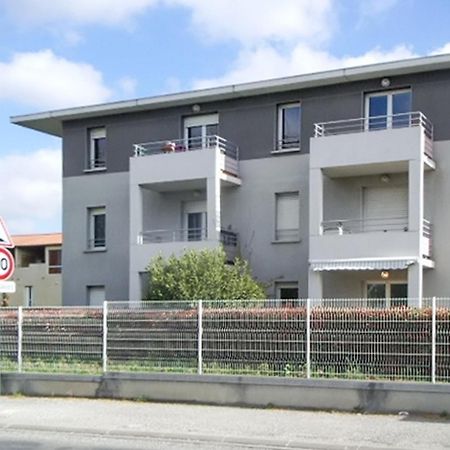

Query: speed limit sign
(0, 247), (14, 281)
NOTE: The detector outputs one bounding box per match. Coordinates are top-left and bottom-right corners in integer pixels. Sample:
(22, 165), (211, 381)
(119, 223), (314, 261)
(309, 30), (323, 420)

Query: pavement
(0, 396), (449, 449)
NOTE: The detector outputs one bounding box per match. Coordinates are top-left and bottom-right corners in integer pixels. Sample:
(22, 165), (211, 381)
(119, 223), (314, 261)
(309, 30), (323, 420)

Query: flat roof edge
(10, 54), (450, 136)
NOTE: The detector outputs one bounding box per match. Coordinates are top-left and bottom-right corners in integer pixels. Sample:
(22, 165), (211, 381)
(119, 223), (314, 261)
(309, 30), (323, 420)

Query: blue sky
(0, 0), (450, 234)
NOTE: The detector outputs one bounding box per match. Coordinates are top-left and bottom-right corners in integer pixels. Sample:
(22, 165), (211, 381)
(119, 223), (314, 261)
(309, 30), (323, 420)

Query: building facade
(8, 233), (62, 307)
(11, 55), (450, 306)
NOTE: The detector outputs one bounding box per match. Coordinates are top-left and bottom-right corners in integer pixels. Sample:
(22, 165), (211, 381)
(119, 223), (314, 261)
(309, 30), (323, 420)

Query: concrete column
(129, 184), (143, 302)
(309, 168), (323, 236)
(129, 273), (142, 303)
(130, 184), (144, 244)
(206, 175), (221, 242)
(408, 262), (423, 307)
(308, 269), (323, 301)
(408, 159), (424, 235)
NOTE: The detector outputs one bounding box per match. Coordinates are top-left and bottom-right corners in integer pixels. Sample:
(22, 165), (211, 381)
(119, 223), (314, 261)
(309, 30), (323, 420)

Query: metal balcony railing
(314, 112), (433, 159)
(133, 135), (239, 160)
(322, 216), (432, 236)
(138, 228), (238, 246)
(220, 230), (238, 247)
(314, 112), (432, 137)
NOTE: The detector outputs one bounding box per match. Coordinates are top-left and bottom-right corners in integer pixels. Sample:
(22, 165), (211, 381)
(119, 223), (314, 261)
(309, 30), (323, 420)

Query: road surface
(0, 396), (449, 449)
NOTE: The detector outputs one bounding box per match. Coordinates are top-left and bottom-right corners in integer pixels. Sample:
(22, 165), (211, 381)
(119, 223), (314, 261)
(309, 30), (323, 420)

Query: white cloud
(169, 0), (334, 45)
(431, 42), (450, 55)
(3, 0), (159, 27)
(194, 44), (418, 89)
(0, 50), (111, 109)
(0, 149), (61, 234)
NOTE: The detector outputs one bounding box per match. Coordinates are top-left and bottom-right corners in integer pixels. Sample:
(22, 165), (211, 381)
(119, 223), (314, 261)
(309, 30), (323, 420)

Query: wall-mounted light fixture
(380, 174), (391, 183)
(192, 104), (201, 113)
(380, 270), (390, 279)
(381, 77), (391, 88)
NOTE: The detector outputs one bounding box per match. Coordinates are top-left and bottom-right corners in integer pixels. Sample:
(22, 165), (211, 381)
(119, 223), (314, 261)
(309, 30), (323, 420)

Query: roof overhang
(310, 258), (418, 271)
(10, 54), (450, 137)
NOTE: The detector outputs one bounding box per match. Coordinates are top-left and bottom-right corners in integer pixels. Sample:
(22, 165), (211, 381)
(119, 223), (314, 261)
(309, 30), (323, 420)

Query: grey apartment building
(12, 55), (450, 306)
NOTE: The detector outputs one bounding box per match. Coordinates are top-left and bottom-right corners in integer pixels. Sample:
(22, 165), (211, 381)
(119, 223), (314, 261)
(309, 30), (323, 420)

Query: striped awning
(310, 258), (417, 272)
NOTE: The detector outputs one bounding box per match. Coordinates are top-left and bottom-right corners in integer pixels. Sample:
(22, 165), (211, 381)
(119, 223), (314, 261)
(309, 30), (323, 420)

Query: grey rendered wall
(62, 172), (130, 305)
(221, 153), (310, 297)
(423, 140), (450, 297)
(62, 69), (450, 178)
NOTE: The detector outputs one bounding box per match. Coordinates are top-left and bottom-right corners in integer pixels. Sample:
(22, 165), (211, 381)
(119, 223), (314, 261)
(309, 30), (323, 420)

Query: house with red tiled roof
(6, 233), (62, 307)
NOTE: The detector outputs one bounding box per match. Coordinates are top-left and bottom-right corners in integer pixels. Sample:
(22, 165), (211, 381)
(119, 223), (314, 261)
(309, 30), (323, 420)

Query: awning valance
(310, 258), (417, 272)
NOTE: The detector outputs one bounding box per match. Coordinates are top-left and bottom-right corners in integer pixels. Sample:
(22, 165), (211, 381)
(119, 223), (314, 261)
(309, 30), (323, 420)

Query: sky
(1, 0), (450, 234)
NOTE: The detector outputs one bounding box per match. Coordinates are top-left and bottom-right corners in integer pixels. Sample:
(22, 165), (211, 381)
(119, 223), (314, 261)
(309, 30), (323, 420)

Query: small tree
(146, 248), (265, 301)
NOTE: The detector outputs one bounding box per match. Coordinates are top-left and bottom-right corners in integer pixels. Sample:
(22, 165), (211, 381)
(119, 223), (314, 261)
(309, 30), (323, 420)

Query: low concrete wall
(1, 372), (450, 415)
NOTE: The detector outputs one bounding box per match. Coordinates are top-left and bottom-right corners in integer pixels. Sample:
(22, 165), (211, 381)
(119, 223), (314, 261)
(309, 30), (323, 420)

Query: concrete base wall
(2, 373), (450, 416)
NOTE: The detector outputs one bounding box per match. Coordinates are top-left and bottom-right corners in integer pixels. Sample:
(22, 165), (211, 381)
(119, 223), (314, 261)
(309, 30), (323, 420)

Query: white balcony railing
(134, 135), (239, 160)
(314, 112), (433, 159)
(138, 228), (238, 246)
(321, 216), (432, 235)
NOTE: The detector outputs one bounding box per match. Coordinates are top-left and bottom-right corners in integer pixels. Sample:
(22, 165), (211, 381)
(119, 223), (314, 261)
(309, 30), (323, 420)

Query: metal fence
(0, 298), (449, 383)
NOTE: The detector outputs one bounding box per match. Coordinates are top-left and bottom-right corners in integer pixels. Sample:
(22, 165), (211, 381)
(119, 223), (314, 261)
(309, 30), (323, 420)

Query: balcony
(131, 135), (240, 186)
(310, 216), (432, 262)
(311, 112), (434, 176)
(133, 227), (239, 267)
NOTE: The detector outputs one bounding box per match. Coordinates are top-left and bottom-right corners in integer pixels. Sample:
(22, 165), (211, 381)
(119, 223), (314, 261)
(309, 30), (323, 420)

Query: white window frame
(184, 114), (219, 149)
(88, 207), (106, 250)
(364, 89), (411, 129)
(275, 103), (301, 152)
(274, 192), (300, 242)
(87, 127), (106, 171)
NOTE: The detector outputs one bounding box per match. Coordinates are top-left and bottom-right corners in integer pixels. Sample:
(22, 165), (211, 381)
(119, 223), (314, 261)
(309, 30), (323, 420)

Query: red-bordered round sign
(0, 247), (14, 280)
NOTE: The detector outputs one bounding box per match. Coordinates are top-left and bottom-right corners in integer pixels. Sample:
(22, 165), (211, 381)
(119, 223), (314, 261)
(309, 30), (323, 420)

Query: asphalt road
(0, 396), (449, 449)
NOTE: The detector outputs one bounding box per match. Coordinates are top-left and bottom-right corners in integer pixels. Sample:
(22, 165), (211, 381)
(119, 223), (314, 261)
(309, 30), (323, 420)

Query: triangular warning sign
(0, 218), (14, 248)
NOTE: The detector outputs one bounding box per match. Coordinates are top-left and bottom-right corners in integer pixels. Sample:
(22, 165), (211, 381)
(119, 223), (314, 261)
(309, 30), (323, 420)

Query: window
(87, 127), (106, 170)
(24, 286), (33, 307)
(183, 201), (207, 241)
(365, 90), (411, 130)
(366, 281), (408, 308)
(275, 192), (299, 241)
(275, 282), (299, 307)
(184, 114), (219, 150)
(277, 103), (301, 150)
(88, 207), (106, 249)
(48, 248), (62, 274)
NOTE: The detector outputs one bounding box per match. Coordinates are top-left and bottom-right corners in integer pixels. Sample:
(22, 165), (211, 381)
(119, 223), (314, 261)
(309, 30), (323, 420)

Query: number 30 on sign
(0, 247), (14, 281)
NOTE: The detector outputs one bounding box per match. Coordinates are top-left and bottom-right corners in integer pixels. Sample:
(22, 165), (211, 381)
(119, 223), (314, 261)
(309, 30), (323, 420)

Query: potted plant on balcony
(162, 141), (176, 153)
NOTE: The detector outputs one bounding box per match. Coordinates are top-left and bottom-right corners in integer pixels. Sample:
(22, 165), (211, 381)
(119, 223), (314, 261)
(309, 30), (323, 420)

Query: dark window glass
(367, 283), (386, 308)
(368, 96), (388, 130)
(392, 92), (412, 128)
(94, 214), (106, 247)
(187, 126), (202, 149)
(93, 137), (106, 167)
(391, 283), (408, 306)
(281, 106), (300, 148)
(187, 212), (203, 241)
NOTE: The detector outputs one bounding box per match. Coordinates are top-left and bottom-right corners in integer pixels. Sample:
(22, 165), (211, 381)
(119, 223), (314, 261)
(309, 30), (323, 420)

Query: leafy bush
(146, 248), (266, 301)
